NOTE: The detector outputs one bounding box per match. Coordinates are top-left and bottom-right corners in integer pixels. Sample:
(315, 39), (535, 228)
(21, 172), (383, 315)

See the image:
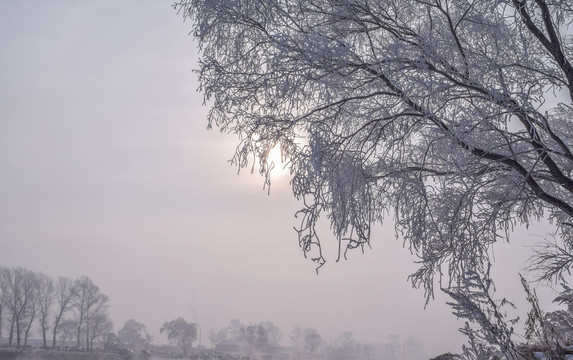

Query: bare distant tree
(5, 267), (36, 347)
(57, 319), (77, 347)
(328, 331), (360, 359)
(290, 325), (303, 351)
(211, 319), (282, 349)
(5, 267), (20, 346)
(208, 328), (228, 346)
(86, 292), (109, 351)
(403, 337), (424, 360)
(87, 309), (113, 350)
(103, 332), (120, 352)
(72, 276), (107, 350)
(0, 267), (9, 343)
(260, 321), (282, 346)
(227, 319), (244, 341)
(303, 328), (321, 355)
(52, 276), (74, 349)
(175, 0), (573, 296)
(22, 271), (41, 346)
(36, 272), (54, 348)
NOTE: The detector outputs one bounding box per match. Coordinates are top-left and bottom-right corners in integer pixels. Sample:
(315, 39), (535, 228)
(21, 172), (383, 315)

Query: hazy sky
(0, 1), (560, 357)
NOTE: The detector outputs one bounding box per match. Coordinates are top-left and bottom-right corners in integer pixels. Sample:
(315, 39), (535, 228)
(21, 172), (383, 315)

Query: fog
(0, 1), (558, 358)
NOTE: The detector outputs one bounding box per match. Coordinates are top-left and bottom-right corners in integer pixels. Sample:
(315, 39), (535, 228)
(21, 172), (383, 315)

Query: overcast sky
(0, 1), (561, 357)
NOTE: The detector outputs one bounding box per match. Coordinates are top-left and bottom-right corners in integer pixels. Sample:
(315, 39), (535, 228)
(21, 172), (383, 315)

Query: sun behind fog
(266, 144), (290, 177)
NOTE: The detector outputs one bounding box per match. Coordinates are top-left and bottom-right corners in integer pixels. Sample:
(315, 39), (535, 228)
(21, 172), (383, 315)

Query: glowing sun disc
(267, 144), (289, 176)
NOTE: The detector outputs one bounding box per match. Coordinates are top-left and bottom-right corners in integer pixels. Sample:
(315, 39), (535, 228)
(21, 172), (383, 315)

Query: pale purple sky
(0, 1), (559, 357)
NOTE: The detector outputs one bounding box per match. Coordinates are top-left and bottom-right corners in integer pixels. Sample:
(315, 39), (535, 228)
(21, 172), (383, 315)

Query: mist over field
(2, 1), (570, 360)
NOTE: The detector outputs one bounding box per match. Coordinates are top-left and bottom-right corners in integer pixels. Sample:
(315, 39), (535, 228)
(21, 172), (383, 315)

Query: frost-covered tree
(118, 319), (152, 350)
(260, 321), (282, 346)
(327, 331), (361, 360)
(443, 269), (520, 360)
(286, 325), (322, 354)
(160, 317), (198, 355)
(546, 284), (573, 345)
(175, 0), (573, 296)
(209, 319), (282, 349)
(304, 327), (322, 355)
(290, 325), (304, 351)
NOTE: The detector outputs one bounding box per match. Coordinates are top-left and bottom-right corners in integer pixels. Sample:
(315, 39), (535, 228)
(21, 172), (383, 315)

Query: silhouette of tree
(52, 276), (74, 349)
(160, 317), (197, 355)
(118, 319), (151, 350)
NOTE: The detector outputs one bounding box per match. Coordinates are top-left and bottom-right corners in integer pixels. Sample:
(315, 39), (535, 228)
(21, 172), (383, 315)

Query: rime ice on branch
(175, 0), (573, 297)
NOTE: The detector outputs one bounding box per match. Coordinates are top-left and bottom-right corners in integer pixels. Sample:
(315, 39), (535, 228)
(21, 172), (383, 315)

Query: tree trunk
(85, 318), (90, 351)
(24, 327), (30, 346)
(52, 311), (63, 349)
(76, 312), (83, 349)
(76, 323), (81, 349)
(41, 321), (48, 348)
(0, 306), (3, 343)
(24, 313), (35, 346)
(16, 319), (21, 348)
(8, 316), (14, 346)
(0, 305), (3, 342)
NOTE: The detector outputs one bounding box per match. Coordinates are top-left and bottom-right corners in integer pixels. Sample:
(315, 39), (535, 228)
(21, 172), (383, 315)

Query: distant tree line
(208, 319), (425, 360)
(208, 319), (282, 351)
(0, 266), (426, 359)
(0, 266), (111, 351)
